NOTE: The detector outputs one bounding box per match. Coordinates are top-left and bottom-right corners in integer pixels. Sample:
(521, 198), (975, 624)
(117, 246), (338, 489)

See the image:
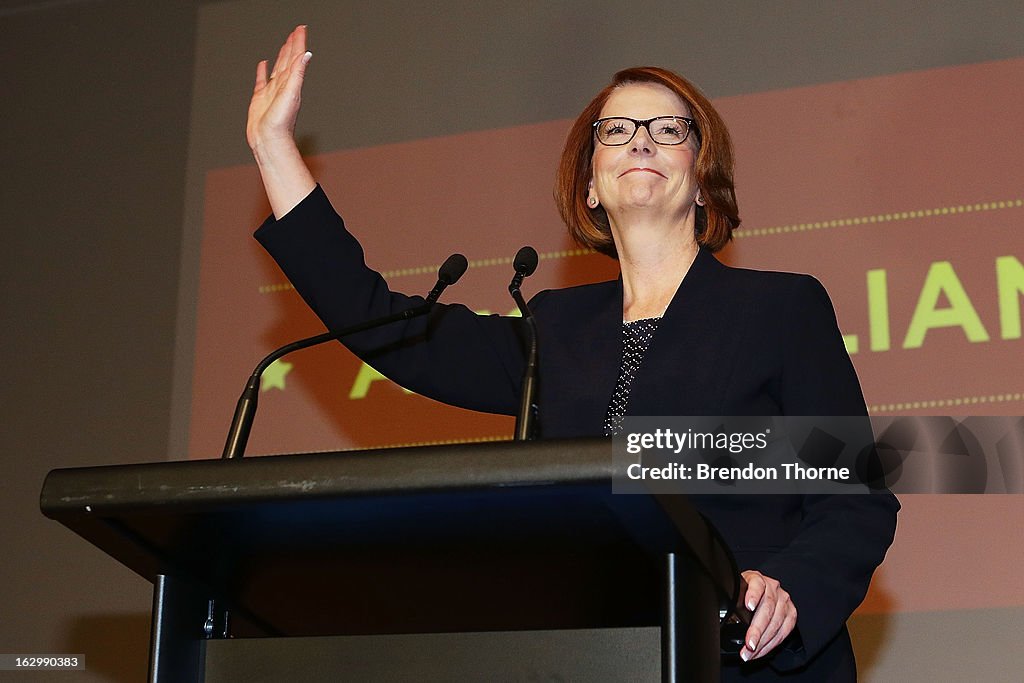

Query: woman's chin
(618, 195), (667, 213)
(601, 187), (653, 210)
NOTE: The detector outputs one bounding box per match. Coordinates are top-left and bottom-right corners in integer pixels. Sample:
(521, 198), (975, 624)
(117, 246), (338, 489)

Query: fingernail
(740, 649), (750, 662)
(302, 51), (313, 64)
(748, 638), (757, 650)
(746, 599), (756, 611)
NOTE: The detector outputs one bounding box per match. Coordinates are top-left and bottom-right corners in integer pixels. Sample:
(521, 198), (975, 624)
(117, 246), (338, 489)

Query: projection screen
(173, 2), (1023, 680)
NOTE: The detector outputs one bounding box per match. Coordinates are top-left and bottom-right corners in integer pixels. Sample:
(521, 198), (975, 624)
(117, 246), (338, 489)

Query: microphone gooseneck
(221, 253), (468, 459)
(508, 246), (540, 441)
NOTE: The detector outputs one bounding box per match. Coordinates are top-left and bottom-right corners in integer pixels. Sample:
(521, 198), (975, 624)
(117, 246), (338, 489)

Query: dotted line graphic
(354, 434), (511, 451)
(738, 198), (1022, 238)
(868, 392), (1023, 414)
(258, 248), (597, 293)
(258, 198), (1022, 292)
(259, 283), (295, 293)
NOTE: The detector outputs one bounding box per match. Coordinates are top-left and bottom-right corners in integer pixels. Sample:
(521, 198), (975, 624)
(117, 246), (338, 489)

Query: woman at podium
(246, 26), (898, 682)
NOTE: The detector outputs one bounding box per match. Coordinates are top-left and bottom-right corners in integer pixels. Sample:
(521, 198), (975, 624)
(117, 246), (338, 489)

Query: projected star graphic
(260, 359), (293, 392)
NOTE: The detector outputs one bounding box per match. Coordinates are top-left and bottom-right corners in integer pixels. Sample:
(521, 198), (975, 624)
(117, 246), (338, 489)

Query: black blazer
(257, 185), (899, 681)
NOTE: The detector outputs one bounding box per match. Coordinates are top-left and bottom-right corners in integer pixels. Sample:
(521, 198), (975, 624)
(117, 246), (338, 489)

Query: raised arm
(247, 25), (316, 218)
(248, 27), (533, 418)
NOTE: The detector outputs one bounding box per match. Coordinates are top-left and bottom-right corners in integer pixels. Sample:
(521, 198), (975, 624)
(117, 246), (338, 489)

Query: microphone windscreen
(513, 246), (539, 277)
(438, 253), (469, 285)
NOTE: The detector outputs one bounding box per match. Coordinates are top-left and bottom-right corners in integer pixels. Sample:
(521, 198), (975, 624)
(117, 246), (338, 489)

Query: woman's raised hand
(248, 25), (317, 218)
(248, 25), (311, 152)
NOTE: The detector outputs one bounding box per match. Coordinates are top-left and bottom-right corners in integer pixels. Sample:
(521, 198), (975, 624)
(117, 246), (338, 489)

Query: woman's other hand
(740, 569), (798, 661)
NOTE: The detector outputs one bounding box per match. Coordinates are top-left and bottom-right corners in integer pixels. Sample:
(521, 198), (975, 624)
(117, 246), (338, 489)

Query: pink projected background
(189, 59), (1024, 615)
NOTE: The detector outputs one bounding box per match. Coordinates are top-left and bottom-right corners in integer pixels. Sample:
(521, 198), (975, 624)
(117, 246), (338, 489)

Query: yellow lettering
(475, 308), (521, 317)
(347, 306), (522, 400)
(903, 261), (990, 348)
(348, 363), (413, 399)
(867, 268), (891, 351)
(348, 363), (388, 399)
(842, 334), (859, 355)
(996, 255), (1024, 339)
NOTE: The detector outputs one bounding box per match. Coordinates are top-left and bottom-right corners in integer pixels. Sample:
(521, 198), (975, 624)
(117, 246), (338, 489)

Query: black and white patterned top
(603, 317), (662, 436)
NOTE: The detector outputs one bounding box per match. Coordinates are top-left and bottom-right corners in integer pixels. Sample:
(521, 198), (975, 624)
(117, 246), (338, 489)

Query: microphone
(427, 253), (468, 303)
(508, 246), (540, 441)
(509, 246), (538, 294)
(221, 253), (468, 459)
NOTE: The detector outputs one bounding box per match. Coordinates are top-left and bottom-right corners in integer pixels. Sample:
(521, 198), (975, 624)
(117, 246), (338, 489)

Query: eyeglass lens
(596, 117), (691, 145)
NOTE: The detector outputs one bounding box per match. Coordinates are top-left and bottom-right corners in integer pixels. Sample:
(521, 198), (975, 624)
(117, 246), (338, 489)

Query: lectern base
(204, 627), (661, 682)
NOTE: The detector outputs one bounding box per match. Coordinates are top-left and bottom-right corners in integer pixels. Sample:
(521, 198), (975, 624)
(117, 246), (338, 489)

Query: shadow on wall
(848, 595), (894, 678)
(64, 613), (152, 683)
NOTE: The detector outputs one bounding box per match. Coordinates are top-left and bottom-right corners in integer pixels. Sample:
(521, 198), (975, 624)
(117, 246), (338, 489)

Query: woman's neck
(613, 216), (699, 322)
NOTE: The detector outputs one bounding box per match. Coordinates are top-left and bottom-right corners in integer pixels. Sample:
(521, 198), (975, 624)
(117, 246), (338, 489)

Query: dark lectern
(41, 438), (743, 682)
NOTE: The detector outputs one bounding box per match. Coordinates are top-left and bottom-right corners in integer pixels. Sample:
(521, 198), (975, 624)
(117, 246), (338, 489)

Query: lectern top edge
(40, 437), (618, 517)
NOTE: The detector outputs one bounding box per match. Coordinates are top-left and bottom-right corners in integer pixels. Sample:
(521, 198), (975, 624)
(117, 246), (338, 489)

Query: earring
(588, 197), (599, 208)
(696, 193), (705, 206)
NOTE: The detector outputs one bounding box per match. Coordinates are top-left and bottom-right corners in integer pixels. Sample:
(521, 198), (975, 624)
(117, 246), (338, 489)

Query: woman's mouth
(620, 167), (667, 178)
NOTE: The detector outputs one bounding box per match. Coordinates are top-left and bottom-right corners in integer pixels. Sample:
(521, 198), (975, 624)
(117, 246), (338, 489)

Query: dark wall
(0, 1), (199, 680)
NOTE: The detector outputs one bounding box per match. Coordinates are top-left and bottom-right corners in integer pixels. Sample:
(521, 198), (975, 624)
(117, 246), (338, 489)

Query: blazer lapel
(628, 248), (747, 417)
(536, 278), (623, 437)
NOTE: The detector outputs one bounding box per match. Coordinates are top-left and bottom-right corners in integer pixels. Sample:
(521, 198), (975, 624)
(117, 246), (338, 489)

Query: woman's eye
(656, 123), (685, 137)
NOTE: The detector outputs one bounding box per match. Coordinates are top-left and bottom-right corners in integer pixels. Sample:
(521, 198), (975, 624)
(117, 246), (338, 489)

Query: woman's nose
(630, 124), (654, 153)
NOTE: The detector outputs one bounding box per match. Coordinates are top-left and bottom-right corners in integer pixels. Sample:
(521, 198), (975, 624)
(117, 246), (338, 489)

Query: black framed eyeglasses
(592, 116), (697, 146)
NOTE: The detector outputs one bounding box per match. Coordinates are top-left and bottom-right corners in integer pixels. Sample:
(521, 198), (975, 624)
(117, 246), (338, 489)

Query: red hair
(554, 67), (740, 256)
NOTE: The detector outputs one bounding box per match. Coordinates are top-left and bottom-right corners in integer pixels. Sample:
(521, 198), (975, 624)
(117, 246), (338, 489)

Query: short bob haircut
(555, 66), (740, 256)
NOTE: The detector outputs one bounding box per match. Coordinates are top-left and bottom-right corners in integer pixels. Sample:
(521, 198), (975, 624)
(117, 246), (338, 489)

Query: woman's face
(589, 83), (701, 228)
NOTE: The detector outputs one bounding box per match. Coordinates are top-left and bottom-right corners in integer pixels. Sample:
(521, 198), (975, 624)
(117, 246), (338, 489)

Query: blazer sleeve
(758, 276), (900, 671)
(254, 184), (528, 415)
